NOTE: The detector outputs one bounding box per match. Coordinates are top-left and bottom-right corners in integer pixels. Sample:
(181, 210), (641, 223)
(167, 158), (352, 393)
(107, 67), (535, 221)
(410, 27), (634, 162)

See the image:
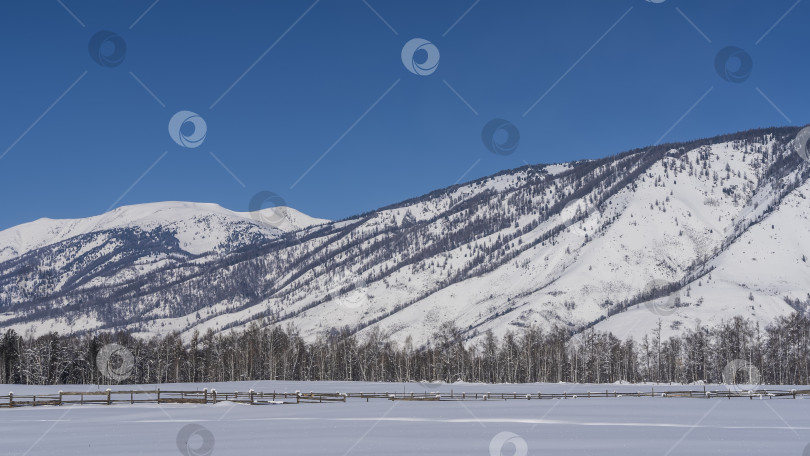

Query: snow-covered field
(2, 381), (809, 455)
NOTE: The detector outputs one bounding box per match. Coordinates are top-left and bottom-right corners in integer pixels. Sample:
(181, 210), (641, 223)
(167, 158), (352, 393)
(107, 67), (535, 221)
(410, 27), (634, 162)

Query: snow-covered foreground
(2, 381), (809, 455)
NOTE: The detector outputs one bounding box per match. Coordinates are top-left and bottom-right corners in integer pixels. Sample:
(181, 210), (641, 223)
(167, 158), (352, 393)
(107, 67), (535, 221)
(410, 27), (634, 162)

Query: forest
(1, 311), (808, 386)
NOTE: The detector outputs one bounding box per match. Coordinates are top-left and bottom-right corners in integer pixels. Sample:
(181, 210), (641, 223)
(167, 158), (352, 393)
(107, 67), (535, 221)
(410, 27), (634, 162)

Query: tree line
(1, 312), (808, 386)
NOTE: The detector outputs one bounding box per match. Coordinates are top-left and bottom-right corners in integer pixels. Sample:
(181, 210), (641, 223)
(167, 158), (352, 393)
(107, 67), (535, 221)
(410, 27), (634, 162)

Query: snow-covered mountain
(0, 201), (328, 261)
(1, 126), (809, 346)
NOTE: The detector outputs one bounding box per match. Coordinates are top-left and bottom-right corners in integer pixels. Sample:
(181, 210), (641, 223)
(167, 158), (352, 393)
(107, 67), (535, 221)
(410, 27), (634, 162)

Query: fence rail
(1, 387), (807, 409)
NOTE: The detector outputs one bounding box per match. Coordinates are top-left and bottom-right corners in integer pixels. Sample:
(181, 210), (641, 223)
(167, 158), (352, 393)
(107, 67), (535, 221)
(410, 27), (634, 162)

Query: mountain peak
(0, 201), (328, 261)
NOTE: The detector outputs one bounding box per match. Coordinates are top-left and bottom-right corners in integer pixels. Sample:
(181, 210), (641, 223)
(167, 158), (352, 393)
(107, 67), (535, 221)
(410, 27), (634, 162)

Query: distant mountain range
(1, 126), (809, 346)
(0, 201), (327, 262)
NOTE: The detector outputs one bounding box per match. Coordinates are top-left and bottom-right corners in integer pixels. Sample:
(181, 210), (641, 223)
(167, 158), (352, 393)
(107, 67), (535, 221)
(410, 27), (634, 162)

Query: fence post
(203, 389), (208, 404)
(8, 393), (12, 408)
(212, 390), (217, 404)
(106, 389), (112, 406)
(156, 388), (161, 405)
(59, 391), (63, 406)
(32, 395), (36, 407)
(250, 389), (255, 405)
(131, 391), (134, 405)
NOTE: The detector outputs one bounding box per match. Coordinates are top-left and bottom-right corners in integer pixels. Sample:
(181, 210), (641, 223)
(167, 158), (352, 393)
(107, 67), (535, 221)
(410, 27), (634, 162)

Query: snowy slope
(594, 175), (810, 341)
(1, 126), (808, 345)
(0, 201), (328, 261)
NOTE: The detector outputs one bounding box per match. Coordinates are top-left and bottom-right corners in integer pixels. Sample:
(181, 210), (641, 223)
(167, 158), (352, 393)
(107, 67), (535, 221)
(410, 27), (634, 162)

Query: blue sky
(0, 0), (806, 229)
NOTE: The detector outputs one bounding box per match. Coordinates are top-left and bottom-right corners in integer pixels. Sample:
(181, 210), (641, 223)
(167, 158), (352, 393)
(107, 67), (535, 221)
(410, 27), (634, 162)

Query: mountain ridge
(0, 201), (329, 262)
(1, 125), (808, 347)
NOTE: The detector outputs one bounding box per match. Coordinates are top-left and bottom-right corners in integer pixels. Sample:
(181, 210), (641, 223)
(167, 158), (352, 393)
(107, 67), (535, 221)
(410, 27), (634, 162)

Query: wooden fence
(384, 388), (810, 401)
(0, 389), (347, 408)
(0, 387), (807, 409)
